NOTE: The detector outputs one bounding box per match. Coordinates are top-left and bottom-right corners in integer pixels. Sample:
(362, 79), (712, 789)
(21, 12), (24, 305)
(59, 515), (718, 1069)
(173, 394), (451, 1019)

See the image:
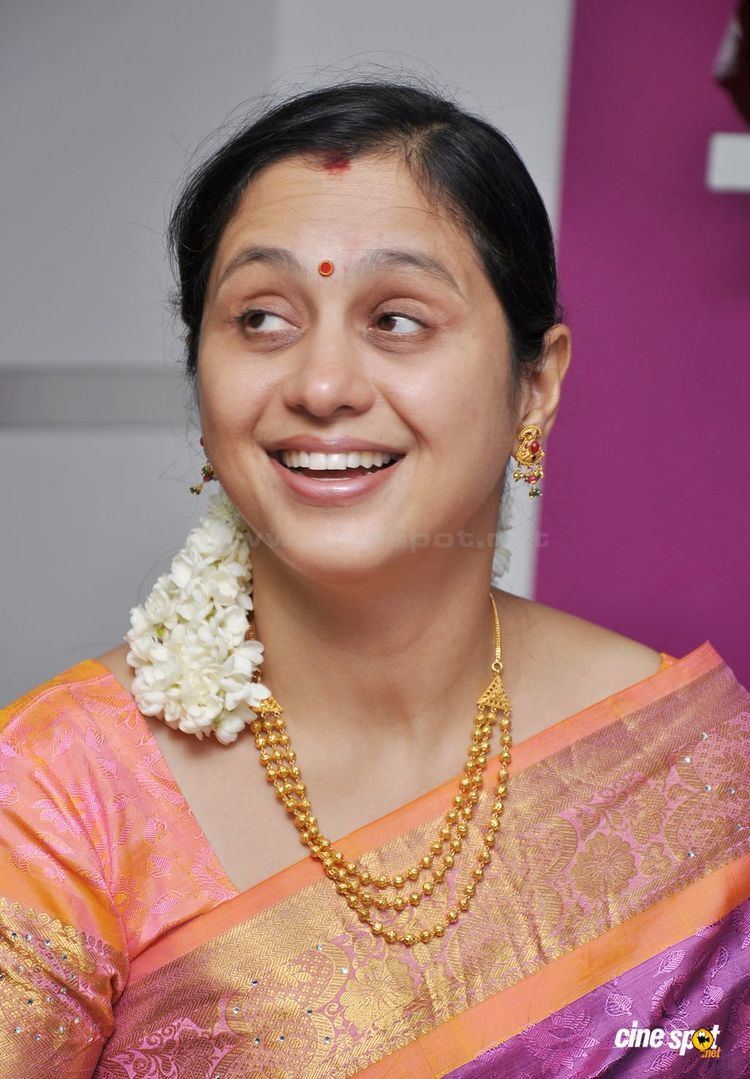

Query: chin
(259, 528), (406, 586)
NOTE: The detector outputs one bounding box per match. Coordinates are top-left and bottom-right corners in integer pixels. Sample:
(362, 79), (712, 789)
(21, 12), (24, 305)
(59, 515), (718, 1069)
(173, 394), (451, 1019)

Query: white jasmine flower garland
(125, 484), (511, 745)
(125, 488), (272, 745)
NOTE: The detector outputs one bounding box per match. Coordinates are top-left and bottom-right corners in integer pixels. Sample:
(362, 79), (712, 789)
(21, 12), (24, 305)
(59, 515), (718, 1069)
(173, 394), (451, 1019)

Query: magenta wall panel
(538, 0), (749, 683)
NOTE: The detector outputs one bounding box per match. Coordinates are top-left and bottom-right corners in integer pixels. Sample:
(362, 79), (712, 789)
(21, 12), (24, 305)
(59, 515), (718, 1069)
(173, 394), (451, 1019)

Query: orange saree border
(128, 639), (722, 984)
(354, 850), (750, 1077)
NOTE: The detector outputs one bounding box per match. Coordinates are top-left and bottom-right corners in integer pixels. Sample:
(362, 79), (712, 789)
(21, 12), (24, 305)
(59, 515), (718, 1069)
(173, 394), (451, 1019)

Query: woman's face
(198, 152), (515, 583)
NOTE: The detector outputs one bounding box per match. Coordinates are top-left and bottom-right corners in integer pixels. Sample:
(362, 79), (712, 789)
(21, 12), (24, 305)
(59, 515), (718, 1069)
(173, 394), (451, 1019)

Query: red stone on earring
(318, 260), (334, 276)
(529, 440), (540, 454)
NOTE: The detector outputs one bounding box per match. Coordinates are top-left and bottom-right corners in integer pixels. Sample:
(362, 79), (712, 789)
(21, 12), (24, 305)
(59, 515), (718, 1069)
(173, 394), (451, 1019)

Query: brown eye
(376, 311), (425, 334)
(234, 309), (291, 333)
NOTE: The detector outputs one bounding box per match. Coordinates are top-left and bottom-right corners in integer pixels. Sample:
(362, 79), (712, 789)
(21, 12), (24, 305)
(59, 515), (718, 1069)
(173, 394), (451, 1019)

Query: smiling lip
(265, 435), (405, 454)
(267, 451), (404, 506)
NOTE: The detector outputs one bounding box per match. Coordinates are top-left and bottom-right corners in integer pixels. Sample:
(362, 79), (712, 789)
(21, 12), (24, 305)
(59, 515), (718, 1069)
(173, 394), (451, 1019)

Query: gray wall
(1, 0), (573, 700)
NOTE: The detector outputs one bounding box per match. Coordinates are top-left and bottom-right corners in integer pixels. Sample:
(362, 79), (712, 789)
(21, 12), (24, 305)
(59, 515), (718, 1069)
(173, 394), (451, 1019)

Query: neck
(249, 548), (512, 756)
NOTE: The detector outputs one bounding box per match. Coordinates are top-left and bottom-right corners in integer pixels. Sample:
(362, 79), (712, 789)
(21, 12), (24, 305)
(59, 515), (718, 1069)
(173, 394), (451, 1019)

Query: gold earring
(188, 437), (216, 495)
(512, 424), (546, 498)
(188, 460), (215, 495)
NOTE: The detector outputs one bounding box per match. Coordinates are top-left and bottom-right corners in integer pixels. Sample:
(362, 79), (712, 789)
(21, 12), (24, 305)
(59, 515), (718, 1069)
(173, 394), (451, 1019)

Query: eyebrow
(214, 245), (463, 295)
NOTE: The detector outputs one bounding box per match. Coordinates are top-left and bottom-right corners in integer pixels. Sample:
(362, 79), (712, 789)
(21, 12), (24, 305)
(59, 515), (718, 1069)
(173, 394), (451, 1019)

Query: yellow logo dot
(692, 1028), (714, 1051)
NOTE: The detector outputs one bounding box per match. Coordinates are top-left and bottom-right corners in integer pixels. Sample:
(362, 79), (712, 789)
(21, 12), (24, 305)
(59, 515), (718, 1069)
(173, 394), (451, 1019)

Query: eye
(374, 311), (426, 335)
(233, 308), (292, 334)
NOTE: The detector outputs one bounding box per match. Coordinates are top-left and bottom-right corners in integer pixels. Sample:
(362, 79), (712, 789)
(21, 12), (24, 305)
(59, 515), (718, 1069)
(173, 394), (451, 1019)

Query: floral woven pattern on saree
(1, 641), (748, 1077)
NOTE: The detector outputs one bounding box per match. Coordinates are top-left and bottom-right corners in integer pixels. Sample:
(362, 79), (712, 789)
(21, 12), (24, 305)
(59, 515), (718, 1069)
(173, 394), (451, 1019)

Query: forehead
(211, 153), (479, 279)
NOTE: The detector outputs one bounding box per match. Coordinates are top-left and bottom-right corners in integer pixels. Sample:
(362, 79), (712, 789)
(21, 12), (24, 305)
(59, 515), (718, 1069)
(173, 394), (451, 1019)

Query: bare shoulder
(95, 642), (134, 694)
(492, 588), (663, 722)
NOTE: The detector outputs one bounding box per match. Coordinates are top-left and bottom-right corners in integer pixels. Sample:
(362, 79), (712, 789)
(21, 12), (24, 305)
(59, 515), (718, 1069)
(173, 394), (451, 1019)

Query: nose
(280, 320), (376, 418)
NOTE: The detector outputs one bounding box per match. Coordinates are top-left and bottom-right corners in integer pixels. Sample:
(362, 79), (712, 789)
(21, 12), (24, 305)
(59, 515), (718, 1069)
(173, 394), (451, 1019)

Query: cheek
(447, 387), (510, 509)
(410, 363), (505, 457)
(197, 349), (269, 435)
(452, 394), (507, 481)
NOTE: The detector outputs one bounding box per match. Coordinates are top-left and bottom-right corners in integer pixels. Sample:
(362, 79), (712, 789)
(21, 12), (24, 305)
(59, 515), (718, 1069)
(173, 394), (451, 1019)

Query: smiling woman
(1, 79), (749, 1078)
(186, 143), (562, 583)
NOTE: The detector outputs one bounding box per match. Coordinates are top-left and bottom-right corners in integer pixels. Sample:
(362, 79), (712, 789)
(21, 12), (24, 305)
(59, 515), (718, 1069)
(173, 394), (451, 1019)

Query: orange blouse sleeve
(0, 669), (129, 1076)
(0, 657), (241, 1076)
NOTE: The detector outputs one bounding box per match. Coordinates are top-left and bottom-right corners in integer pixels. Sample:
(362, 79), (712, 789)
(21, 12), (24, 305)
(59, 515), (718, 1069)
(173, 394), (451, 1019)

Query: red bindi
(322, 151), (350, 173)
(318, 260), (334, 276)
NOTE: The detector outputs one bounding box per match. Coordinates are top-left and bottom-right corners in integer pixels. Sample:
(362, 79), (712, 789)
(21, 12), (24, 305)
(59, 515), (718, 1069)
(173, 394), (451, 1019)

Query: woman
(1, 80), (748, 1077)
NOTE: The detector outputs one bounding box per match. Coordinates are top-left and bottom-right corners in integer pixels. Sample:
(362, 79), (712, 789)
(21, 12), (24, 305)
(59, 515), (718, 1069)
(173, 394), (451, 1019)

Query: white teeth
(325, 454), (349, 470)
(278, 449), (400, 471)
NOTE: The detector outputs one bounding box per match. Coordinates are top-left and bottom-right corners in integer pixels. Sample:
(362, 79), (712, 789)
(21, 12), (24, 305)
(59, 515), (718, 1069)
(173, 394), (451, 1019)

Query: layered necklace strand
(246, 593), (512, 947)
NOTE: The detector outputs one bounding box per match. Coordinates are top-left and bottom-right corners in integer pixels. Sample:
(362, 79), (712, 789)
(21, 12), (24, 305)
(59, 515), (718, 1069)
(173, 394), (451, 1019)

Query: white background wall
(1, 0), (573, 701)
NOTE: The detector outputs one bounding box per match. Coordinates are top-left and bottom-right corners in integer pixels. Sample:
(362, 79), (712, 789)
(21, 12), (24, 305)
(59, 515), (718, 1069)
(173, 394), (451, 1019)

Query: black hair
(167, 78), (564, 414)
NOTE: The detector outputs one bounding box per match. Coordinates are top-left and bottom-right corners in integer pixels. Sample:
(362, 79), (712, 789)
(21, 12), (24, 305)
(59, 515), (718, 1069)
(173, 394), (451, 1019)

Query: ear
(516, 323), (572, 439)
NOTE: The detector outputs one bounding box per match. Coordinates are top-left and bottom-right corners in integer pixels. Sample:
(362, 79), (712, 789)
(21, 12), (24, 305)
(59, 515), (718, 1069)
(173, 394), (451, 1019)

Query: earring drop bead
(189, 461), (216, 495)
(512, 424), (546, 498)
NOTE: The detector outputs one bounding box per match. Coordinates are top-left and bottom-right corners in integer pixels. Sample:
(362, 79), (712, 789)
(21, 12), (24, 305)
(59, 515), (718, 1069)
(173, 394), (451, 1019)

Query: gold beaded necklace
(247, 592), (512, 948)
